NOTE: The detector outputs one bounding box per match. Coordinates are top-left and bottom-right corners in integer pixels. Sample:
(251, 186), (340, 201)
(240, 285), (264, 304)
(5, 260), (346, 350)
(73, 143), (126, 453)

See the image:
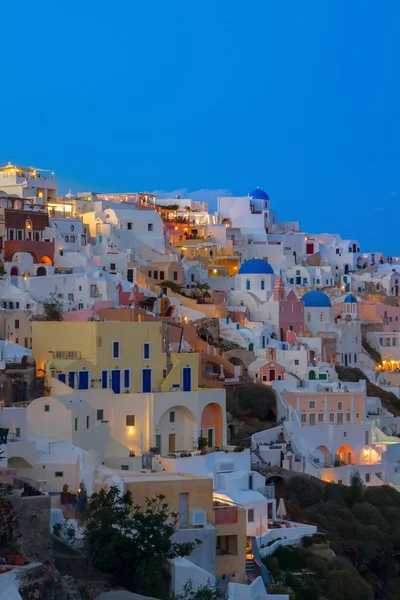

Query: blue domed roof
(239, 259), (274, 275)
(344, 294), (358, 303)
(249, 187), (269, 201)
(301, 290), (332, 308)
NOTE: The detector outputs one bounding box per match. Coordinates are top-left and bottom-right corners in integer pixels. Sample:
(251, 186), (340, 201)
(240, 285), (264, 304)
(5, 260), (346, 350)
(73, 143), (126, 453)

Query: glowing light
(363, 449), (370, 460)
(213, 269), (217, 274)
(129, 427), (134, 434)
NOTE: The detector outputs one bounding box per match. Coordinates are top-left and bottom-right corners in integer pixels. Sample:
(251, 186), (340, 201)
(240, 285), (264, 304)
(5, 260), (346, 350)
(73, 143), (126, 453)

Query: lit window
(126, 415), (135, 427)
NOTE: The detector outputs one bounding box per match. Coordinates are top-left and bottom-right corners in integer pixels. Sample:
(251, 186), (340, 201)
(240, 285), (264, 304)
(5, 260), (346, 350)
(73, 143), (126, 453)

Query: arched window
(25, 219), (32, 241)
(307, 312), (311, 322)
(25, 220), (32, 230)
(246, 279), (251, 291)
(261, 279), (265, 290)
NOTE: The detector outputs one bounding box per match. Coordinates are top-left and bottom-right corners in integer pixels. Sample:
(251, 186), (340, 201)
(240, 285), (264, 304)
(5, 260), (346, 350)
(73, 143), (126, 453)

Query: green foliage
(325, 569), (373, 600)
(140, 296), (157, 311)
(171, 578), (223, 599)
(302, 533), (326, 548)
(234, 383), (277, 421)
(287, 475), (324, 508)
(157, 204), (179, 211)
(271, 545), (310, 571)
(34, 294), (64, 321)
(160, 280), (182, 294)
(351, 502), (390, 533)
(197, 436), (208, 449)
(80, 486), (199, 598)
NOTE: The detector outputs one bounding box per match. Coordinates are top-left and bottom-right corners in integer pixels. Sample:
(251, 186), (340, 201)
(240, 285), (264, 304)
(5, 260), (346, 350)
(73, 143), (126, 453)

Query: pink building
(282, 390), (365, 426)
(273, 277), (305, 341)
(258, 360), (285, 383)
(358, 300), (400, 332)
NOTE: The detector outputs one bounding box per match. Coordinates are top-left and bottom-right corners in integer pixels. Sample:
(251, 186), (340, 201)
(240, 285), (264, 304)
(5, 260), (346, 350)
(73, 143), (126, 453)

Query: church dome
(239, 258), (274, 275)
(301, 290), (332, 308)
(344, 294), (358, 303)
(248, 187), (269, 201)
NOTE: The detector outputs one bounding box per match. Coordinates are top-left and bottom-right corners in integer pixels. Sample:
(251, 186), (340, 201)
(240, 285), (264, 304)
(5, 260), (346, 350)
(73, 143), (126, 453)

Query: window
(127, 222), (132, 230)
(143, 343), (151, 360)
(294, 360), (299, 365)
(16, 302), (19, 309)
(70, 236), (76, 243)
(74, 418), (78, 431)
(318, 414), (324, 423)
(356, 412), (360, 419)
(346, 412), (351, 422)
(79, 286), (82, 291)
(97, 409), (104, 421)
(15, 319), (19, 329)
(338, 402), (343, 410)
(309, 401), (316, 409)
(110, 263), (116, 271)
(15, 338), (18, 344)
(246, 279), (251, 290)
(86, 416), (90, 429)
(65, 235), (69, 242)
(338, 479), (343, 484)
(365, 473), (370, 483)
(316, 279), (320, 284)
(121, 465), (129, 471)
(55, 472), (64, 478)
(329, 413), (334, 423)
(101, 370), (108, 389)
(68, 293), (74, 301)
(148, 270), (152, 278)
(337, 413), (343, 425)
(170, 411), (175, 423)
(126, 415), (135, 427)
(90, 284), (97, 298)
(113, 341), (120, 359)
(261, 279), (265, 290)
(301, 414), (307, 423)
(320, 312), (323, 321)
(124, 369), (131, 389)
(15, 427), (21, 438)
(248, 509), (254, 522)
(173, 271), (178, 281)
(44, 405), (50, 412)
(9, 302), (13, 309)
(148, 223), (153, 231)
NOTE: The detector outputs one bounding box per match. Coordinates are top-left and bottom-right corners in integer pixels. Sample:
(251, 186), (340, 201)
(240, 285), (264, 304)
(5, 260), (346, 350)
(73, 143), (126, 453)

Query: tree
(235, 384), (276, 421)
(140, 296), (157, 311)
(172, 579), (223, 600)
(325, 569), (373, 600)
(33, 294), (64, 321)
(80, 486), (199, 598)
(160, 280), (182, 294)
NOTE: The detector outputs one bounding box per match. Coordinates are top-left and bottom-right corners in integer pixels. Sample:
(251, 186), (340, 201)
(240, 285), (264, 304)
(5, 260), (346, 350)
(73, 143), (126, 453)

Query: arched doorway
(156, 405), (197, 456)
(227, 424), (235, 442)
(36, 266), (47, 276)
(344, 264), (349, 275)
(315, 445), (330, 467)
(201, 403), (224, 447)
(309, 370), (316, 380)
(395, 280), (399, 297)
(10, 266), (19, 276)
(40, 256), (52, 265)
(337, 444), (353, 465)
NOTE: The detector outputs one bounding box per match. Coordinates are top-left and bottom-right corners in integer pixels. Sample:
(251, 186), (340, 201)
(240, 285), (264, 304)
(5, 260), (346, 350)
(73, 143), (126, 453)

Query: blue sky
(1, 1), (399, 253)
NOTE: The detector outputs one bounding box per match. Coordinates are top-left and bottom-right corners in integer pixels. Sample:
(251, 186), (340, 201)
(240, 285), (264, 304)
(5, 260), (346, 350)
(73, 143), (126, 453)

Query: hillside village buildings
(2, 163), (400, 598)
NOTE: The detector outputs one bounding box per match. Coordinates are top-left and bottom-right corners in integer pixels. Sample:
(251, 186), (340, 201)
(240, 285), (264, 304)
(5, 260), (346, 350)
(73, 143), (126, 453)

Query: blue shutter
(101, 370), (108, 389)
(58, 373), (66, 383)
(68, 372), (75, 388)
(111, 370), (121, 394)
(79, 371), (89, 390)
(142, 369), (152, 393)
(182, 367), (192, 392)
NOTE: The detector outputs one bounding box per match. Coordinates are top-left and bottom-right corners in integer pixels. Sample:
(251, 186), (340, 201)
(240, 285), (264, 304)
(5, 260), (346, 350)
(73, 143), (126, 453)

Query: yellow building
(31, 321), (227, 454)
(32, 321), (200, 395)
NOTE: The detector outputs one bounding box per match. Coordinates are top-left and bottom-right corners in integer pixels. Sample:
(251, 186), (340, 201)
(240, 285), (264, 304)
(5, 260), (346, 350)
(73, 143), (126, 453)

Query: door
(79, 371), (89, 390)
(261, 336), (265, 349)
(207, 428), (214, 447)
(309, 414), (316, 426)
(344, 354), (348, 366)
(347, 453), (352, 464)
(142, 369), (152, 393)
(58, 373), (66, 383)
(182, 367), (192, 392)
(179, 493), (188, 528)
(306, 243), (314, 254)
(111, 369), (121, 394)
(169, 433), (176, 452)
(68, 372), (75, 389)
(269, 369), (276, 381)
(101, 370), (108, 389)
(156, 435), (161, 453)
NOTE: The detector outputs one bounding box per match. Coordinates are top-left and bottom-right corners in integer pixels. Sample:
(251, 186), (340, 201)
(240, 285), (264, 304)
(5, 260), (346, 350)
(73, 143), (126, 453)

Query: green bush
(287, 476), (324, 508)
(325, 569), (373, 600)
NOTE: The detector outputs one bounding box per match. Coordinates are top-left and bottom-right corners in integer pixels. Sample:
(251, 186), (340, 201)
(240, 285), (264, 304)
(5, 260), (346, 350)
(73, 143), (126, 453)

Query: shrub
(287, 476), (324, 508)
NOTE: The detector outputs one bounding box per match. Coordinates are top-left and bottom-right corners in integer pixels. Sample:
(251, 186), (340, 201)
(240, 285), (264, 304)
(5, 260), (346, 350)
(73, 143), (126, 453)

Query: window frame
(112, 341), (120, 359)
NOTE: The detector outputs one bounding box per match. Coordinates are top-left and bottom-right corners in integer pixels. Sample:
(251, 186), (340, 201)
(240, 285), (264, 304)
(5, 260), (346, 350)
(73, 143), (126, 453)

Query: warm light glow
(363, 449), (370, 460)
(213, 269), (217, 274)
(23, 274), (29, 280)
(129, 427), (133, 434)
(383, 360), (386, 364)
(174, 226), (178, 230)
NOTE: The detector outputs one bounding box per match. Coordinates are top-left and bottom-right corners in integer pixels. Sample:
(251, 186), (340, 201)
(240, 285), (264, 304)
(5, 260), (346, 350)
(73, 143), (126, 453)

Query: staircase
(246, 557), (257, 582)
(252, 446), (267, 465)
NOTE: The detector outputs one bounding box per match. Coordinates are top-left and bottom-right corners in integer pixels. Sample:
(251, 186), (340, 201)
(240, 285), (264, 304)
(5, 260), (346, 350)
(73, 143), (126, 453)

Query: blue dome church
(236, 258), (276, 301)
(301, 290), (334, 330)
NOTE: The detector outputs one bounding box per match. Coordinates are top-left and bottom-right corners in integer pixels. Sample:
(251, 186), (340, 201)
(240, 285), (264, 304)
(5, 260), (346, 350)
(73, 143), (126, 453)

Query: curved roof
(239, 258), (274, 275)
(301, 290), (332, 308)
(249, 187), (269, 200)
(344, 294), (358, 303)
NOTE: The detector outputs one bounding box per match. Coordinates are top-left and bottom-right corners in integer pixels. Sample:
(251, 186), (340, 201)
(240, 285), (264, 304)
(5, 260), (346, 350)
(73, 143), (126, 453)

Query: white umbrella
(8, 419), (16, 440)
(277, 497), (287, 520)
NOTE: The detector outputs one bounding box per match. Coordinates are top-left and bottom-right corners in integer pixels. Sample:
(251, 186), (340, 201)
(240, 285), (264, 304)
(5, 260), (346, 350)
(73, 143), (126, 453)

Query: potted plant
(197, 436), (208, 455)
(129, 450), (135, 457)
